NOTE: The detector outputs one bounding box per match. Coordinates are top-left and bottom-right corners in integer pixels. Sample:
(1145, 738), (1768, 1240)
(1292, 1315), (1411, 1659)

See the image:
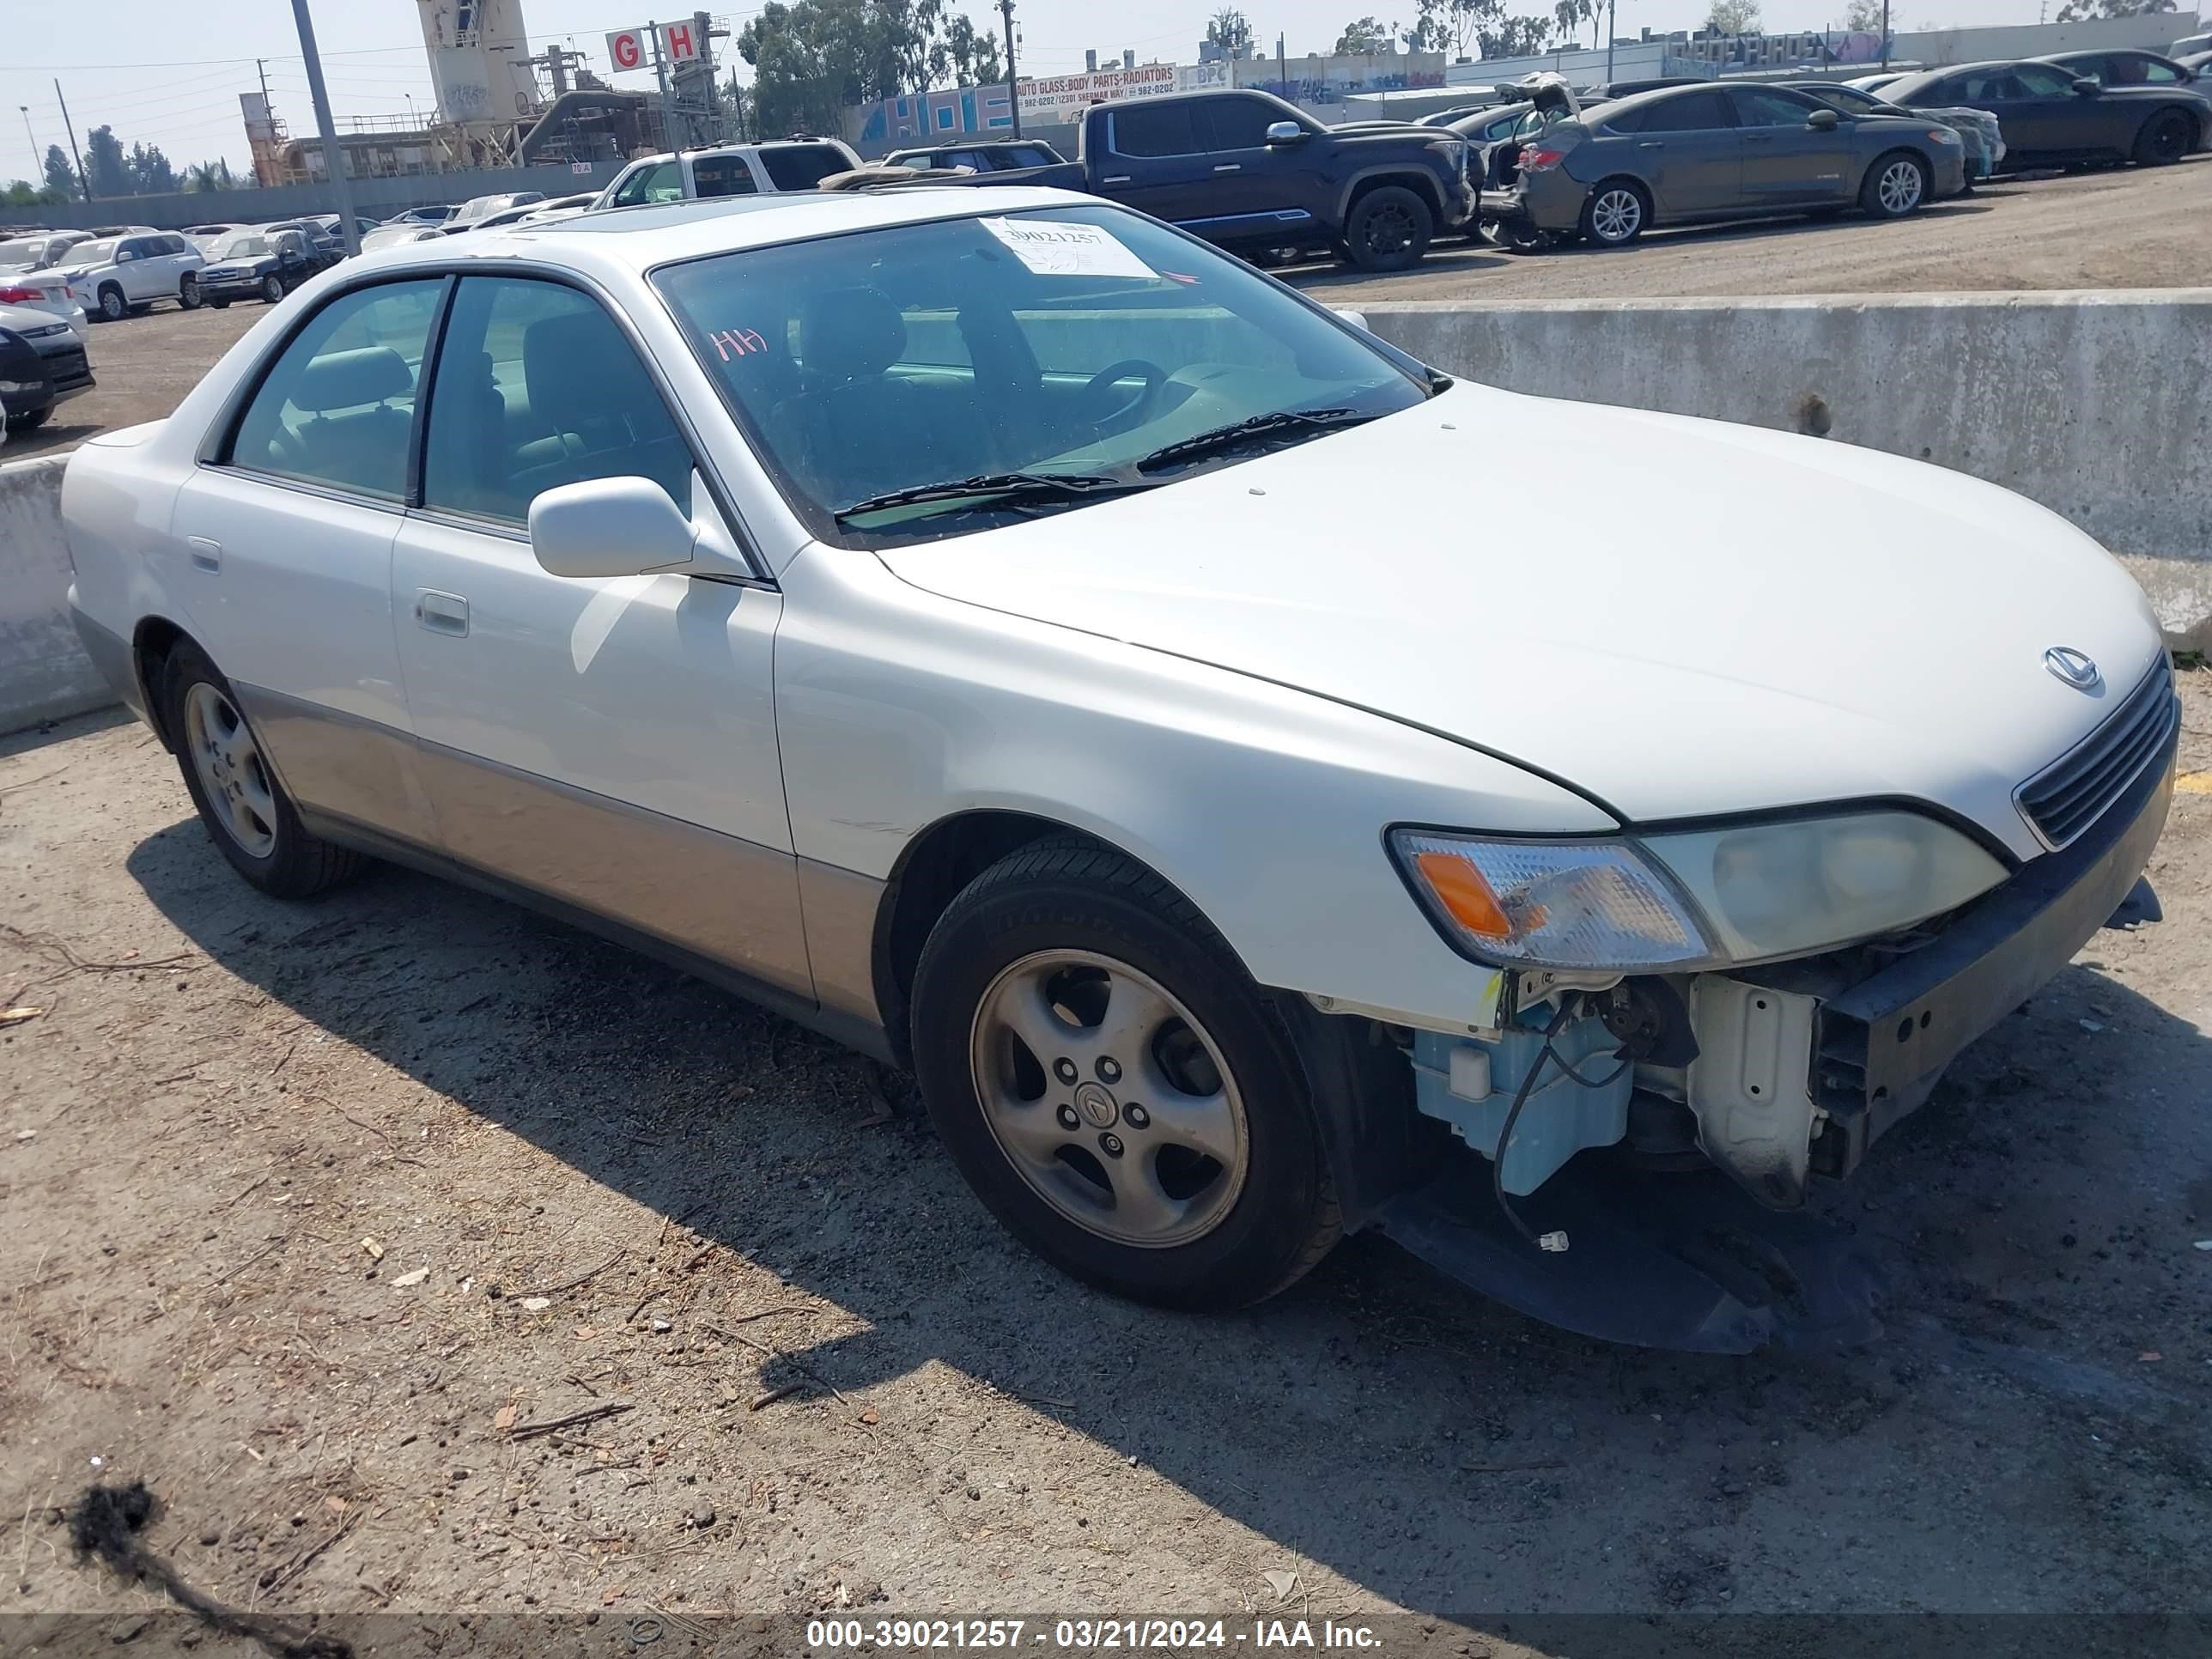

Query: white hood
(875, 382), (2164, 855)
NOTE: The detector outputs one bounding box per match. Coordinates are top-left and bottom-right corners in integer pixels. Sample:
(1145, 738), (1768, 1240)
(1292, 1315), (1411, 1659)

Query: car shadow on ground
(124, 811), (2212, 1618)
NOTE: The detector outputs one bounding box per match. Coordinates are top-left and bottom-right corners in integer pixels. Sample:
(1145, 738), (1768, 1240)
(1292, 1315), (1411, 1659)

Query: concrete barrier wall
(3, 289), (2206, 733)
(0, 456), (107, 734)
(1359, 291), (2212, 645)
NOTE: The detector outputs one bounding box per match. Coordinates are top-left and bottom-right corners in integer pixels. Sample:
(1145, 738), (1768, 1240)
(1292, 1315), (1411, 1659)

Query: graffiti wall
(1233, 50), (1447, 106)
(854, 62), (1237, 144)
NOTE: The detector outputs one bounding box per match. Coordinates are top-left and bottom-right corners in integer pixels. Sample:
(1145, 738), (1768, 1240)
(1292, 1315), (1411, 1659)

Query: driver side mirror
(1806, 108), (1841, 131)
(531, 477), (699, 580)
(116, 249), (137, 262)
(1265, 120), (1309, 145)
(2072, 76), (2101, 95)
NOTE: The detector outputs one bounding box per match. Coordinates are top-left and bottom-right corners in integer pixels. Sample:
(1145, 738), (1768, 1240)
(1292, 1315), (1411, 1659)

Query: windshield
(0, 238), (46, 268)
(654, 203), (1428, 547)
(67, 239), (118, 266)
(213, 233), (274, 258)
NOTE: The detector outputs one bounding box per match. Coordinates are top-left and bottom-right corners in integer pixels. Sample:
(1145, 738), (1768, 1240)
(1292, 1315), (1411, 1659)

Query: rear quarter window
(758, 144), (852, 190)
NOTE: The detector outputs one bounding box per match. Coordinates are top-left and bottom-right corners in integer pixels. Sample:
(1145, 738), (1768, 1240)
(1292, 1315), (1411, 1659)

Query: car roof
(362, 185), (1081, 272)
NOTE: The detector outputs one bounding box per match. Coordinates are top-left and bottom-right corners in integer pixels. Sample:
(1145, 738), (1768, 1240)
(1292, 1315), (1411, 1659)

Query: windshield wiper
(1131, 407), (1378, 474)
(834, 470), (1153, 522)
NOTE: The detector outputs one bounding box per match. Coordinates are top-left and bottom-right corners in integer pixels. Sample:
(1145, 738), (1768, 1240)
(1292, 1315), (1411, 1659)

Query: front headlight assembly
(1392, 811), (2008, 972)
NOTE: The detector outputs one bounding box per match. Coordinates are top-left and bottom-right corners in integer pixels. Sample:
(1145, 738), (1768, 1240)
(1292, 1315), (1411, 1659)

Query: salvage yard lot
(3, 678), (2211, 1636)
(9, 156), (2212, 463)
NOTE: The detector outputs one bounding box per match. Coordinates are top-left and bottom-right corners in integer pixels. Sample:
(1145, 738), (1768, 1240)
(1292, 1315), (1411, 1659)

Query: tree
(928, 12), (1002, 87)
(1480, 13), (1554, 55)
(127, 141), (178, 195)
(43, 143), (80, 203)
(1553, 0), (1595, 48)
(1843, 0), (1893, 29)
(83, 125), (130, 198)
(1334, 15), (1394, 52)
(2056, 0), (2172, 17)
(1206, 8), (1254, 53)
(1703, 0), (1762, 33)
(185, 159), (235, 191)
(738, 0), (1004, 136)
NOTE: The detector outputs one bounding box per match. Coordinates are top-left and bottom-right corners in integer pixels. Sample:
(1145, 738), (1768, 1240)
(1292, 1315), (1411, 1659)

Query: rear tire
(1578, 179), (1649, 247)
(1341, 185), (1434, 271)
(2132, 108), (2195, 167)
(1860, 150), (1929, 218)
(159, 640), (362, 900)
(208, 298), (231, 309)
(910, 837), (1340, 1310)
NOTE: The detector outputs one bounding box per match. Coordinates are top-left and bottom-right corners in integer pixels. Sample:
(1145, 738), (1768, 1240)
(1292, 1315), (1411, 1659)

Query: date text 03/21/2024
(805, 1620), (1386, 1650)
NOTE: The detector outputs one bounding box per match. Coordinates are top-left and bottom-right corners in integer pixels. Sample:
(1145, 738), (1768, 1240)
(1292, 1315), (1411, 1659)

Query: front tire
(4, 406), (52, 432)
(208, 297), (231, 309)
(179, 273), (201, 309)
(97, 284), (126, 322)
(2132, 108), (2195, 167)
(160, 641), (361, 899)
(1860, 150), (1929, 218)
(1341, 185), (1434, 272)
(1579, 179), (1650, 246)
(910, 838), (1340, 1310)
(259, 274), (285, 305)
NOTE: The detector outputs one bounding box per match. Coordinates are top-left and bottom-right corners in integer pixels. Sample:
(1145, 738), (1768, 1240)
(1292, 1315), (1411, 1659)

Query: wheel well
(132, 617), (191, 750)
(872, 811), (1109, 1063)
(1345, 171), (1443, 227)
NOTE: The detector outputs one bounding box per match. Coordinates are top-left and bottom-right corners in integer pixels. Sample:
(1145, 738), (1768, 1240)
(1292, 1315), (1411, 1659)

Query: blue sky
(3, 0), (2148, 183)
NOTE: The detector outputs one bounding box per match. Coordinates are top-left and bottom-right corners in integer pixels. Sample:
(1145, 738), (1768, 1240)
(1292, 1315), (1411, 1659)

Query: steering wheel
(1073, 358), (1166, 429)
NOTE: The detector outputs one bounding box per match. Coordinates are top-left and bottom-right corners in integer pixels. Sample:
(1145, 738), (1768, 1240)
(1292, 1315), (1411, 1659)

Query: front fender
(774, 544), (1615, 1036)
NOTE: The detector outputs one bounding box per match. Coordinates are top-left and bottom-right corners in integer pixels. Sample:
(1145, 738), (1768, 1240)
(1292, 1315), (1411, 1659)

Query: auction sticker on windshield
(981, 216), (1156, 279)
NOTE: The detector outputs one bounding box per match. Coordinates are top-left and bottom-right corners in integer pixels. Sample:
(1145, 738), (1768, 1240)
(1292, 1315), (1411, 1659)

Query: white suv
(59, 231), (207, 321)
(592, 138), (862, 210)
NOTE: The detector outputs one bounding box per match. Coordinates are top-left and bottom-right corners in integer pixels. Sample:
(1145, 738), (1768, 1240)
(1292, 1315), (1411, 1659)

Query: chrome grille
(2016, 659), (2179, 848)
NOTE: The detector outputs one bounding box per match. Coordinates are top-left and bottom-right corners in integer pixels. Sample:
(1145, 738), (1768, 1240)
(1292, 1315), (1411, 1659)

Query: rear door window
(1636, 91), (1735, 132)
(691, 154), (758, 197)
(1110, 102), (1200, 156)
(225, 279), (446, 501)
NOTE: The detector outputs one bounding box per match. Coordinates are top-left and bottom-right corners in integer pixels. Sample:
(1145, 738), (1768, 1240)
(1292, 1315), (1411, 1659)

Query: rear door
(167, 276), (449, 846)
(1093, 101), (1212, 223)
(1628, 90), (1744, 217)
(1729, 86), (1854, 204)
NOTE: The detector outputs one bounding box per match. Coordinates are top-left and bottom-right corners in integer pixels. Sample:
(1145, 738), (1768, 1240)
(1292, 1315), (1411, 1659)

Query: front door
(1729, 87), (1855, 204)
(1628, 88), (1745, 218)
(1188, 94), (1318, 240)
(168, 276), (449, 846)
(387, 271), (810, 997)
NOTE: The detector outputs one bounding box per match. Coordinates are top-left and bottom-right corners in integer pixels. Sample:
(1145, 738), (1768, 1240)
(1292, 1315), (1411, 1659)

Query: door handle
(1102, 174), (1132, 185)
(414, 589), (470, 637)
(1213, 163), (1241, 172)
(1638, 141), (1663, 149)
(186, 536), (221, 572)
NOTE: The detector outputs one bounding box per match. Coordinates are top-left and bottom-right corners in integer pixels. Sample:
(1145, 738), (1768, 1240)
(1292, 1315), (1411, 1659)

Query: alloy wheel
(969, 949), (1249, 1249)
(1364, 202), (1418, 256)
(183, 683), (279, 860)
(100, 288), (125, 321)
(1591, 188), (1642, 243)
(1878, 160), (1923, 215)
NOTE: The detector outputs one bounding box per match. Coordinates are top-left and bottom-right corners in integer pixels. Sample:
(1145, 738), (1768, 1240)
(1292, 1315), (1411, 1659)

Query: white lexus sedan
(61, 190), (2176, 1350)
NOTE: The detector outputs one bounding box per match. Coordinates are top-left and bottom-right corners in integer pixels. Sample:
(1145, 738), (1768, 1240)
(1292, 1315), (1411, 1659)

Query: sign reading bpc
(605, 21), (703, 71)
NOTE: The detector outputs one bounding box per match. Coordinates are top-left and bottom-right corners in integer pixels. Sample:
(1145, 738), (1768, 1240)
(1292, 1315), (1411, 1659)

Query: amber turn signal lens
(1413, 850), (1514, 939)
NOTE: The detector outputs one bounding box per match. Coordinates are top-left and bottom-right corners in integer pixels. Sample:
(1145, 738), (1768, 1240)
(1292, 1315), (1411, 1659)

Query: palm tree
(185, 159), (234, 192)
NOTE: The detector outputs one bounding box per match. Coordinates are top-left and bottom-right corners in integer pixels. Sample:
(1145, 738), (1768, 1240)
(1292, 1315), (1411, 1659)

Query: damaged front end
(1357, 705), (2177, 1353)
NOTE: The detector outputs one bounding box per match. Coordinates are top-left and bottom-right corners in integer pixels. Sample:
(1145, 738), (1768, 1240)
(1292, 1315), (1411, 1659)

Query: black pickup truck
(871, 90), (1475, 271)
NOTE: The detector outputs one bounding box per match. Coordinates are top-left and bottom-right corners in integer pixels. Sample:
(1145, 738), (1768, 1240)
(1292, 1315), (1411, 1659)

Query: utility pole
(647, 20), (676, 149)
(1606, 0), (1616, 84)
(18, 106), (33, 179)
(289, 0), (361, 256)
(999, 0), (1022, 137)
(1880, 0), (1891, 65)
(54, 80), (88, 202)
(1277, 33), (1287, 100)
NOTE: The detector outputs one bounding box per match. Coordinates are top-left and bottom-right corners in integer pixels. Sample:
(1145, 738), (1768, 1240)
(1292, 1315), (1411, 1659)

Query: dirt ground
(1296, 153), (2212, 305)
(3, 667), (2210, 1650)
(8, 156), (2209, 467)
